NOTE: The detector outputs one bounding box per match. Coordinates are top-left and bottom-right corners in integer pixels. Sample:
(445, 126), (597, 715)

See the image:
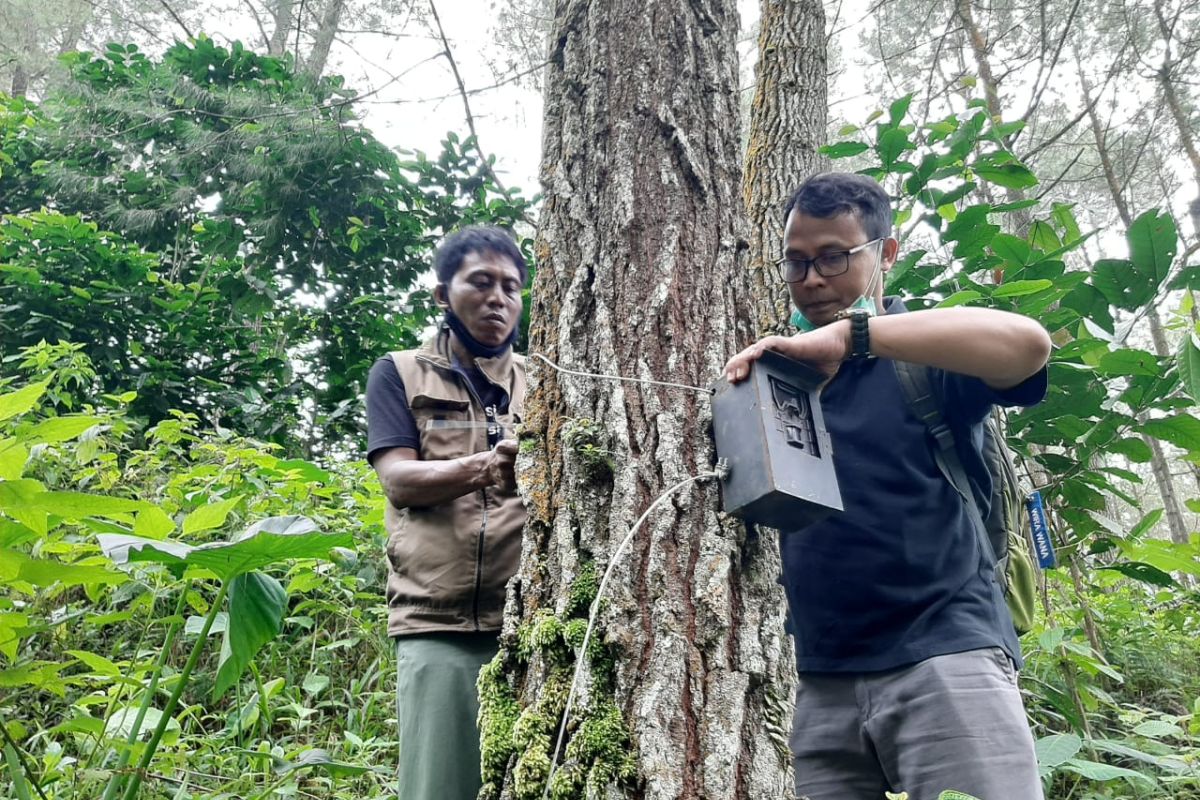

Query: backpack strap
(893, 360), (1000, 567)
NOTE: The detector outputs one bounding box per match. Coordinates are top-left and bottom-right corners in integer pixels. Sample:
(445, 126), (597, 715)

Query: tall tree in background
(742, 0), (828, 334)
(481, 1), (793, 797)
(0, 39), (531, 449)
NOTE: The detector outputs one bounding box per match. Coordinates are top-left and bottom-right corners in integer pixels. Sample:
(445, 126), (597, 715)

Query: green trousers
(395, 632), (499, 800)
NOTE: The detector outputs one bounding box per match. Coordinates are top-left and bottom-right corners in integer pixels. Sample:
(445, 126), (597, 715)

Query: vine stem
(99, 580), (191, 800)
(117, 579), (230, 800)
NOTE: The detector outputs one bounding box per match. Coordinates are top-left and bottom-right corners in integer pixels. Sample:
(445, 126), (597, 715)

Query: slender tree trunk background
(494, 0), (794, 798)
(742, 0), (828, 337)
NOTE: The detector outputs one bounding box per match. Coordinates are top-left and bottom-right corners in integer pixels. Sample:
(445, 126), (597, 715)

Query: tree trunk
(488, 1), (794, 798)
(742, 0), (828, 338)
(10, 63), (28, 98)
(268, 0), (296, 57)
(304, 0), (345, 77)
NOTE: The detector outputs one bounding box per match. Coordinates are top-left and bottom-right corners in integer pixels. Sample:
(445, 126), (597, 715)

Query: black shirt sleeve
(366, 355), (420, 465)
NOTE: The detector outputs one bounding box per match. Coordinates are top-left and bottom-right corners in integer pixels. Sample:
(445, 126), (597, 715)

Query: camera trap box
(710, 349), (843, 529)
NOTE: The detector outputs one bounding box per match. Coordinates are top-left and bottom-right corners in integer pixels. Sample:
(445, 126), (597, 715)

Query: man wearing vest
(366, 226), (527, 800)
(723, 173), (1051, 799)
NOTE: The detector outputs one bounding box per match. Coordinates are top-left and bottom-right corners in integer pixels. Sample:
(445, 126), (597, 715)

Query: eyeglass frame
(774, 238), (884, 284)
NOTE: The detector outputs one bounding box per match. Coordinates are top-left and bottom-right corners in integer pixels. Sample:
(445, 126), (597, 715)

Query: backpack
(893, 360), (1039, 636)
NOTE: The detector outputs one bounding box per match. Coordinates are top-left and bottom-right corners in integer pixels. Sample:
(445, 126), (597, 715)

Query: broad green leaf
(98, 515), (348, 580)
(0, 611), (29, 661)
(992, 279), (1052, 298)
(0, 438), (27, 480)
(974, 161), (1038, 189)
(1091, 738), (1186, 771)
(1108, 437), (1153, 463)
(937, 793), (980, 800)
(820, 141), (869, 159)
(133, 506), (175, 539)
(1052, 202), (1082, 242)
(185, 612), (228, 637)
(1129, 509), (1164, 540)
(3, 742), (34, 800)
(1120, 539), (1200, 577)
(1035, 733), (1081, 767)
(303, 673), (331, 695)
(104, 705), (179, 745)
(1092, 259), (1153, 311)
(24, 415), (101, 444)
(0, 662), (68, 694)
(1094, 349), (1161, 378)
(1132, 720), (1182, 739)
(1061, 758), (1155, 785)
(1098, 562), (1177, 588)
(1127, 209), (1177, 289)
(876, 127), (913, 169)
(276, 458), (332, 483)
(183, 496), (241, 535)
(0, 549), (126, 588)
(271, 747), (380, 777)
(65, 649), (121, 677)
(1028, 220), (1061, 252)
(888, 94), (913, 125)
(214, 571), (286, 699)
(1177, 335), (1200, 404)
(990, 233), (1030, 266)
(0, 380), (48, 422)
(937, 290), (983, 307)
(1140, 415), (1200, 453)
(23, 491), (146, 520)
(943, 205), (998, 258)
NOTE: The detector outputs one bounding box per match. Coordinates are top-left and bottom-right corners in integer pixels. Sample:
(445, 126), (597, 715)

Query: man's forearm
(866, 307), (1051, 389)
(380, 452), (492, 509)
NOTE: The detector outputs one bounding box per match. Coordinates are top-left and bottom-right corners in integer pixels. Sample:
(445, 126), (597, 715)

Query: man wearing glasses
(724, 173), (1050, 799)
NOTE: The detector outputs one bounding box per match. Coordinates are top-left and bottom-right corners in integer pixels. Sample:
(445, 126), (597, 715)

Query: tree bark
(267, 0), (296, 57)
(489, 1), (793, 798)
(742, 0), (828, 337)
(304, 0), (345, 77)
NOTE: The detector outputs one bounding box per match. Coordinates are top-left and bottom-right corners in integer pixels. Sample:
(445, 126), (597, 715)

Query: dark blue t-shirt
(781, 300), (1047, 673)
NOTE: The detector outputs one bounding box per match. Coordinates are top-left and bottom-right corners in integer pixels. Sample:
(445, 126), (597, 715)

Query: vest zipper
(473, 489), (488, 631)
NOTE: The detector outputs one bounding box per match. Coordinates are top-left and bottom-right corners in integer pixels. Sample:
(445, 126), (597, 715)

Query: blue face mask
(790, 296), (877, 332)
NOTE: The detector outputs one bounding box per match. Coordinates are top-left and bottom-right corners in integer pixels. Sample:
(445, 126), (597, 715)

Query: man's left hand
(724, 320), (851, 383)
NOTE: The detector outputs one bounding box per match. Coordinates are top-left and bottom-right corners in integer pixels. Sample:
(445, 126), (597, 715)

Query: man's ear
(433, 283), (449, 310)
(880, 237), (900, 272)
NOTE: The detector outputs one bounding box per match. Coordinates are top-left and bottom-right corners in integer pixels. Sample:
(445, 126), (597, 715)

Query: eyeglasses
(774, 238), (883, 284)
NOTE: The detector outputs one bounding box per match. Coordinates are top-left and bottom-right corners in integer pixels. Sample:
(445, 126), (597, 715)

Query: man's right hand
(487, 439), (519, 493)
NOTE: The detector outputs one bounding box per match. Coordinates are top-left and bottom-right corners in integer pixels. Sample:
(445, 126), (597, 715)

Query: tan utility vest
(383, 331), (527, 637)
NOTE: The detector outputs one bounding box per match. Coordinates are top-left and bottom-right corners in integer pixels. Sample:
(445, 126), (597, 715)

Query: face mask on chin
(790, 296), (877, 332)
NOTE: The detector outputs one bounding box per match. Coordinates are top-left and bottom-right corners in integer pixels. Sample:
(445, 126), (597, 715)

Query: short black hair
(433, 226), (528, 286)
(782, 173), (893, 240)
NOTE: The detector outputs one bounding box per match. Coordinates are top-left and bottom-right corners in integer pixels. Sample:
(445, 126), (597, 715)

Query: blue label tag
(1025, 490), (1056, 569)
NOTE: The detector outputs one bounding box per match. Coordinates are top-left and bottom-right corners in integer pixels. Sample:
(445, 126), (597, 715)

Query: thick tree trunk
(268, 0), (296, 57)
(742, 0), (828, 337)
(304, 0), (345, 77)
(488, 2), (793, 799)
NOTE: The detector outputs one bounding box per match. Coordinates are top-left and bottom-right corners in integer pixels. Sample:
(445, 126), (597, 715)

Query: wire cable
(530, 353), (715, 396)
(541, 470), (719, 800)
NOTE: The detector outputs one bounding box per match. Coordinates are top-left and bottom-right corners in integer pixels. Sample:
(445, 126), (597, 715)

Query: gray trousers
(395, 632), (499, 800)
(790, 647), (1044, 800)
